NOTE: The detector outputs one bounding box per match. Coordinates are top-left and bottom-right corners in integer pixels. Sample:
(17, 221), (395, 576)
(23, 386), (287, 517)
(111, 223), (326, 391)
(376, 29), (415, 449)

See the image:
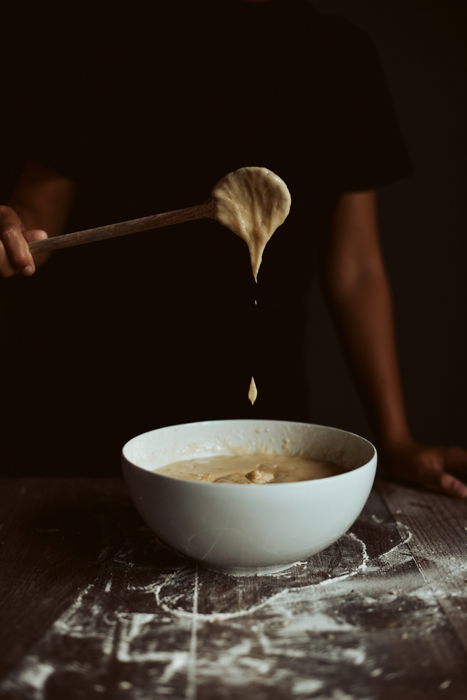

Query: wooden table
(0, 478), (465, 700)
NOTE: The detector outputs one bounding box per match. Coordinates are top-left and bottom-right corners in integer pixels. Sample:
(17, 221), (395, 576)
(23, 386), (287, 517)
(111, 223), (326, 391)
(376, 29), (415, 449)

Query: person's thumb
(23, 229), (48, 244)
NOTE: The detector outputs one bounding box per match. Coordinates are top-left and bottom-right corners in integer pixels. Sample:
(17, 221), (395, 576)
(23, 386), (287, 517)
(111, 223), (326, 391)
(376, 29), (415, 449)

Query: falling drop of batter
(248, 377), (258, 405)
(213, 167), (291, 404)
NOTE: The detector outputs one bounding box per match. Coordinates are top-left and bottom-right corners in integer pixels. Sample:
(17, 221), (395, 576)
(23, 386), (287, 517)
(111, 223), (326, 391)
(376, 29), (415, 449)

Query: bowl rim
(122, 418), (377, 489)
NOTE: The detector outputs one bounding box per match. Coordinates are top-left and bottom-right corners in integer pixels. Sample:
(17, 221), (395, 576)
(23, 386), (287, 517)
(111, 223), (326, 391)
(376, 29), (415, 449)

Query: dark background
(308, 0), (467, 448)
(1, 0), (465, 453)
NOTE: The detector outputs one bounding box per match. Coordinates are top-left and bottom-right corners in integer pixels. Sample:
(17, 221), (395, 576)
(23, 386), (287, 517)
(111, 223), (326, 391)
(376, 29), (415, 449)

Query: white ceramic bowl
(122, 419), (377, 575)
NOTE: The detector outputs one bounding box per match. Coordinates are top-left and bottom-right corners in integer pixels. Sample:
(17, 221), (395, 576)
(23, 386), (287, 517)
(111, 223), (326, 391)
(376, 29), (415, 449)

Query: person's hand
(0, 205), (48, 277)
(381, 440), (467, 498)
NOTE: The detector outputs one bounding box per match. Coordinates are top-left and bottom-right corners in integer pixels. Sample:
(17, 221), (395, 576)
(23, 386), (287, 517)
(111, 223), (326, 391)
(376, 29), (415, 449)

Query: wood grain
(379, 480), (467, 652)
(0, 479), (133, 678)
(0, 479), (465, 700)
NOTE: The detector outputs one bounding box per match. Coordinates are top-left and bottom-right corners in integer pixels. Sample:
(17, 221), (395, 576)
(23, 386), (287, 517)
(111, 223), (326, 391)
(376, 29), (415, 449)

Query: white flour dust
(11, 661), (54, 694)
(293, 678), (324, 695)
(1, 512), (463, 700)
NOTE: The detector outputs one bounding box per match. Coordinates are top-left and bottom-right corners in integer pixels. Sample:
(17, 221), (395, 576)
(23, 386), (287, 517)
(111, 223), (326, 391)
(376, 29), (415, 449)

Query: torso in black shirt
(0, 1), (411, 474)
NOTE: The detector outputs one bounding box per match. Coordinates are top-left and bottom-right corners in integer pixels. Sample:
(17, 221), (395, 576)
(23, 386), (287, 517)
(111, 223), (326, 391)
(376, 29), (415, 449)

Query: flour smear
(1, 512), (463, 700)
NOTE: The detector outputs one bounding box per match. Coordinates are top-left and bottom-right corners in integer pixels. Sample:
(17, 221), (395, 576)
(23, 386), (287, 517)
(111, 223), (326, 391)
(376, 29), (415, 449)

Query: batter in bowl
(156, 452), (345, 484)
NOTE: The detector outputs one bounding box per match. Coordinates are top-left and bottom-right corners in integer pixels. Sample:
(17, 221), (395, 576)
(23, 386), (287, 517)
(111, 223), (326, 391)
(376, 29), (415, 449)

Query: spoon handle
(29, 201), (215, 254)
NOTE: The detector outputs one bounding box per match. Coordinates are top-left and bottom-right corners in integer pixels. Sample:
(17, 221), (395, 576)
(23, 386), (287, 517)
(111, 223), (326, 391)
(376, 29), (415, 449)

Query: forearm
(322, 190), (467, 498)
(9, 160), (75, 238)
(322, 190), (413, 448)
(325, 267), (412, 447)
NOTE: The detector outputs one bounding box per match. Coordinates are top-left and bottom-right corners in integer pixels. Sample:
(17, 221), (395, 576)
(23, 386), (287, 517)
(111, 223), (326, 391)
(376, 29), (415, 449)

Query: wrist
(377, 429), (416, 453)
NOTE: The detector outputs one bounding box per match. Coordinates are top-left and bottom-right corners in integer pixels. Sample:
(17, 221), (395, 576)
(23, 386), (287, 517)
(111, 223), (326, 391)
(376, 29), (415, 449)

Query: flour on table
(1, 511), (460, 700)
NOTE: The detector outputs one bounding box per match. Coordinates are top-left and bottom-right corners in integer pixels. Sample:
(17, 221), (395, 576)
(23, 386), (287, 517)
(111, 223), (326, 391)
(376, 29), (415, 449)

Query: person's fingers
(438, 472), (467, 499)
(442, 446), (467, 474)
(0, 206), (23, 276)
(24, 229), (50, 270)
(383, 444), (467, 499)
(417, 457), (467, 498)
(24, 229), (48, 244)
(0, 246), (16, 277)
(0, 205), (35, 275)
(416, 461), (443, 492)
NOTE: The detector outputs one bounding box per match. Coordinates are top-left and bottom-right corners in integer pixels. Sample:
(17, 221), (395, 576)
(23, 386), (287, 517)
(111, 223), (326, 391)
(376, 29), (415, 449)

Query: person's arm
(0, 160), (75, 277)
(321, 189), (467, 498)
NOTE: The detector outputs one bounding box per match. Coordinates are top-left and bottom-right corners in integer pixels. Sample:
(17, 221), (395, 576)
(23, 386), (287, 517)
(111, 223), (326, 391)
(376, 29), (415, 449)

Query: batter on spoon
(213, 167), (291, 404)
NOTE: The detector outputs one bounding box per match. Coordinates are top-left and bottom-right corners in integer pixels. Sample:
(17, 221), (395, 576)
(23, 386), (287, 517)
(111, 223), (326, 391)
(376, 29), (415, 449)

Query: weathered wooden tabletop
(0, 478), (465, 700)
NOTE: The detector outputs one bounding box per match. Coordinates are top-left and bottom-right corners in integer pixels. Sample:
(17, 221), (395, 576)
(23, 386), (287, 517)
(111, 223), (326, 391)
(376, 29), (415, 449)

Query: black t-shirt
(0, 1), (411, 474)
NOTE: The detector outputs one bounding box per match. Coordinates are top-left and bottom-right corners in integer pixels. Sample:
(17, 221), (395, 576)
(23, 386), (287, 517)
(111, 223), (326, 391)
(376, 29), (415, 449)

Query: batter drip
(213, 166), (291, 405)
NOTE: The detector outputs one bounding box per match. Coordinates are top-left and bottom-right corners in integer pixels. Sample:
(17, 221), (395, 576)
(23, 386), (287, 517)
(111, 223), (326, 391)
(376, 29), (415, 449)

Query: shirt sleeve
(329, 21), (413, 192)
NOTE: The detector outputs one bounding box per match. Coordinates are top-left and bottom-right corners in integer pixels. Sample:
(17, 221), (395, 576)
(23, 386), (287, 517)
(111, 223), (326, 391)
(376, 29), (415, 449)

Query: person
(1, 0), (466, 496)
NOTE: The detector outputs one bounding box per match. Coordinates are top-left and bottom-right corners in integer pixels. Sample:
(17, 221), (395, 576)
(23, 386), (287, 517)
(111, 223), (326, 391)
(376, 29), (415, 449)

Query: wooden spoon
(29, 167), (291, 274)
(28, 200), (216, 255)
